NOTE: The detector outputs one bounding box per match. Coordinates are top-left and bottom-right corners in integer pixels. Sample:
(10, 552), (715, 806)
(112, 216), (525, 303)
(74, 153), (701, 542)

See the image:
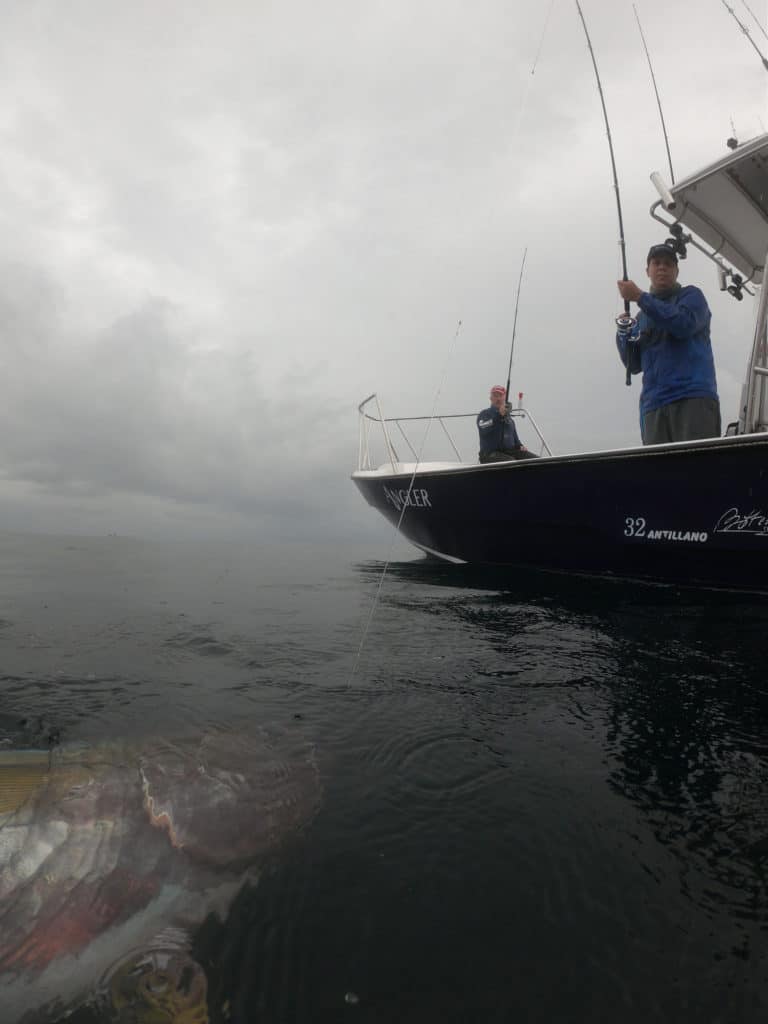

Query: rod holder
(650, 171), (676, 210)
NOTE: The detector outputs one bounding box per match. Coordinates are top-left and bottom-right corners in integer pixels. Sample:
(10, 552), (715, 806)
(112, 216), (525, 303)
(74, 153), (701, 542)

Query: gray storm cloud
(0, 0), (763, 538)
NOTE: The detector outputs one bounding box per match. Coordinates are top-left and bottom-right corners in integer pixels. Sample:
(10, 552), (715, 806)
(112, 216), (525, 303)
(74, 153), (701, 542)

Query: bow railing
(357, 394), (552, 472)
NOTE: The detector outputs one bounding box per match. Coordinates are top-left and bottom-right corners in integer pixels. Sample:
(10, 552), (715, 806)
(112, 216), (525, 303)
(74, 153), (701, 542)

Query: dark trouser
(479, 448), (539, 463)
(641, 397), (721, 445)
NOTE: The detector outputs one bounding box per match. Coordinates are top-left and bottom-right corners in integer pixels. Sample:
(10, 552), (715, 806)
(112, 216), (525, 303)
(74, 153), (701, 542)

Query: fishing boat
(351, 131), (768, 590)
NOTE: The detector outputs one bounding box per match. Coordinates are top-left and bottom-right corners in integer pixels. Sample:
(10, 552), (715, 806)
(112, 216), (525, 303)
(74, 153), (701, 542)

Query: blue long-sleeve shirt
(616, 285), (718, 417)
(477, 406), (522, 455)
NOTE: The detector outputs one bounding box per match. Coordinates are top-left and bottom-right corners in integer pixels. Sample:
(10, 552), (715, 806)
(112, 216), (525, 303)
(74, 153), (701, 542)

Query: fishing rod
(740, 0), (768, 43)
(574, 0), (635, 386)
(505, 247), (528, 400)
(632, 5), (691, 263)
(632, 3), (675, 185)
(495, 247), (528, 451)
(719, 0), (768, 71)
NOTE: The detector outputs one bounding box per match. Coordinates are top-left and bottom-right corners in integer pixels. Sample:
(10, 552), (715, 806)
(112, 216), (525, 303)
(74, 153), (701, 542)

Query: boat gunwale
(351, 431), (768, 481)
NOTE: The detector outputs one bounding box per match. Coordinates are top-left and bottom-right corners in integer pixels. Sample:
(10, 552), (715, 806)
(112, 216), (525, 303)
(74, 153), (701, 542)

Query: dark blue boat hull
(352, 435), (768, 589)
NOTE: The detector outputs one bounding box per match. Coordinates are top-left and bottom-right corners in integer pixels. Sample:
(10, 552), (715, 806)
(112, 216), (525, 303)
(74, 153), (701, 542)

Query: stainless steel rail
(356, 394), (553, 471)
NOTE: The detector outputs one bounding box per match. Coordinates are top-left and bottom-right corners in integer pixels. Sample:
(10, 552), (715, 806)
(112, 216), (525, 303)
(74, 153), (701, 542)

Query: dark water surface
(1, 531), (768, 1022)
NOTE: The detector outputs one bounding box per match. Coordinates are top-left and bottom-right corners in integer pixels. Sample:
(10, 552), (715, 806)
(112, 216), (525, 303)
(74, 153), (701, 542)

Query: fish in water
(0, 724), (321, 1022)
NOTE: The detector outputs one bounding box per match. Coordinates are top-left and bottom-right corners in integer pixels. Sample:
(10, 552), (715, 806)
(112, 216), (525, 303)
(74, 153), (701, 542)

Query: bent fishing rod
(497, 247), (528, 450)
(574, 0), (635, 386)
(720, 0), (768, 71)
(633, 3), (675, 185)
(505, 247), (528, 401)
(740, 0), (768, 44)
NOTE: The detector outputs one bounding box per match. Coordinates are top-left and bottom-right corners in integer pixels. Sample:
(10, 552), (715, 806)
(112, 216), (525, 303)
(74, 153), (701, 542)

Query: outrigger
(352, 133), (768, 590)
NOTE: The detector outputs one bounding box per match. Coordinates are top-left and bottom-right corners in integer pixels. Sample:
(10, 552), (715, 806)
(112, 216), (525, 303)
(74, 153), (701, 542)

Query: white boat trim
(410, 541), (467, 564)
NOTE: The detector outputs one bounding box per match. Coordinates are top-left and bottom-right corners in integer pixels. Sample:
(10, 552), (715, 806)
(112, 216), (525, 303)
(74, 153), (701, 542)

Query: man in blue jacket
(616, 243), (720, 444)
(477, 385), (537, 462)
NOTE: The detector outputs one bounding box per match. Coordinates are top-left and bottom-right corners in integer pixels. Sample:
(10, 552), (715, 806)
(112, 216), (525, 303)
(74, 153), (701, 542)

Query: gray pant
(642, 397), (721, 445)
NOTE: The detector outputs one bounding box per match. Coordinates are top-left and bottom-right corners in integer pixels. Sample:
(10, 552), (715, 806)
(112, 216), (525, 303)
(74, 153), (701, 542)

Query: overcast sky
(1, 0), (766, 541)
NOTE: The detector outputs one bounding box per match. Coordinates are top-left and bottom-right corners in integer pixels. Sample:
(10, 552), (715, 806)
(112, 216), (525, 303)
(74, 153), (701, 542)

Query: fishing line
(719, 0), (768, 70)
(508, 0), (557, 168)
(502, 1), (553, 394)
(347, 5), (556, 686)
(633, 3), (675, 184)
(347, 320), (464, 688)
(531, 0), (556, 72)
(574, 0), (636, 385)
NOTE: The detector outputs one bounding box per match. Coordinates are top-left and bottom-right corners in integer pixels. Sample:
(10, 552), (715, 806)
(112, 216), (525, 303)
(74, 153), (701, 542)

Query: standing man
(616, 242), (721, 444)
(477, 385), (537, 463)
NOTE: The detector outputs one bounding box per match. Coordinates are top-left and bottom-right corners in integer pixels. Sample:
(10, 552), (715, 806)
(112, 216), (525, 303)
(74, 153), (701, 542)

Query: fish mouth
(137, 731), (321, 867)
(140, 763), (184, 850)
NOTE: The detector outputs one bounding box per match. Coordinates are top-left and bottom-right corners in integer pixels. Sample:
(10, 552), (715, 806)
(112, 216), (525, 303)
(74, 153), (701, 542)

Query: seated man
(477, 385), (538, 463)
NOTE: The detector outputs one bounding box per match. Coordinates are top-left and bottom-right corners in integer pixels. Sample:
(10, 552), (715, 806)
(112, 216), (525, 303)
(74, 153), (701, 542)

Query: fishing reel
(727, 273), (745, 301)
(616, 314), (638, 388)
(716, 263), (746, 301)
(615, 314), (637, 335)
(664, 222), (688, 260)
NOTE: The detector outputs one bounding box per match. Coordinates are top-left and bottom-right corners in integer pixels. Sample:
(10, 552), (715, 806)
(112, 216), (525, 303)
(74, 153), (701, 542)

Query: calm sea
(1, 529), (768, 1023)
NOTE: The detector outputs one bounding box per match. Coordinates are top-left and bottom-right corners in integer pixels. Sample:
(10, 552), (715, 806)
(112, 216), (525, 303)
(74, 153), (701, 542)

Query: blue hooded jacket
(615, 285), (718, 418)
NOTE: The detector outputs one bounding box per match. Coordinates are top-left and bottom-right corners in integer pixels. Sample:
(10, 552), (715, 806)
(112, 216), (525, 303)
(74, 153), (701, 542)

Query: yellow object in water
(0, 751), (51, 814)
(107, 948), (209, 1024)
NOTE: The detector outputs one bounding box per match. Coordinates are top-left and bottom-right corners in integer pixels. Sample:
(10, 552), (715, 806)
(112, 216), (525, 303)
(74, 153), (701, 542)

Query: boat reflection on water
(0, 723), (321, 1023)
(356, 558), (768, 940)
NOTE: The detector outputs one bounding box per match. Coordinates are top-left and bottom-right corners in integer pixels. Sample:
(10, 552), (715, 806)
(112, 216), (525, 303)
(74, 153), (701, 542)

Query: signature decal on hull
(713, 508), (768, 536)
(383, 485), (432, 512)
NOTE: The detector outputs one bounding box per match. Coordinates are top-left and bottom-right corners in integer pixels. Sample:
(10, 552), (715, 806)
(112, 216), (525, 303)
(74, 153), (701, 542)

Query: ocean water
(1, 529), (768, 1022)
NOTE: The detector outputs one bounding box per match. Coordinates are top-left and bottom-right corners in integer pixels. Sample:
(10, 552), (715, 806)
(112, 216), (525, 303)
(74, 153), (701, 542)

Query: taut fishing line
(347, 2), (556, 686)
(509, 0), (556, 151)
(347, 320), (463, 688)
